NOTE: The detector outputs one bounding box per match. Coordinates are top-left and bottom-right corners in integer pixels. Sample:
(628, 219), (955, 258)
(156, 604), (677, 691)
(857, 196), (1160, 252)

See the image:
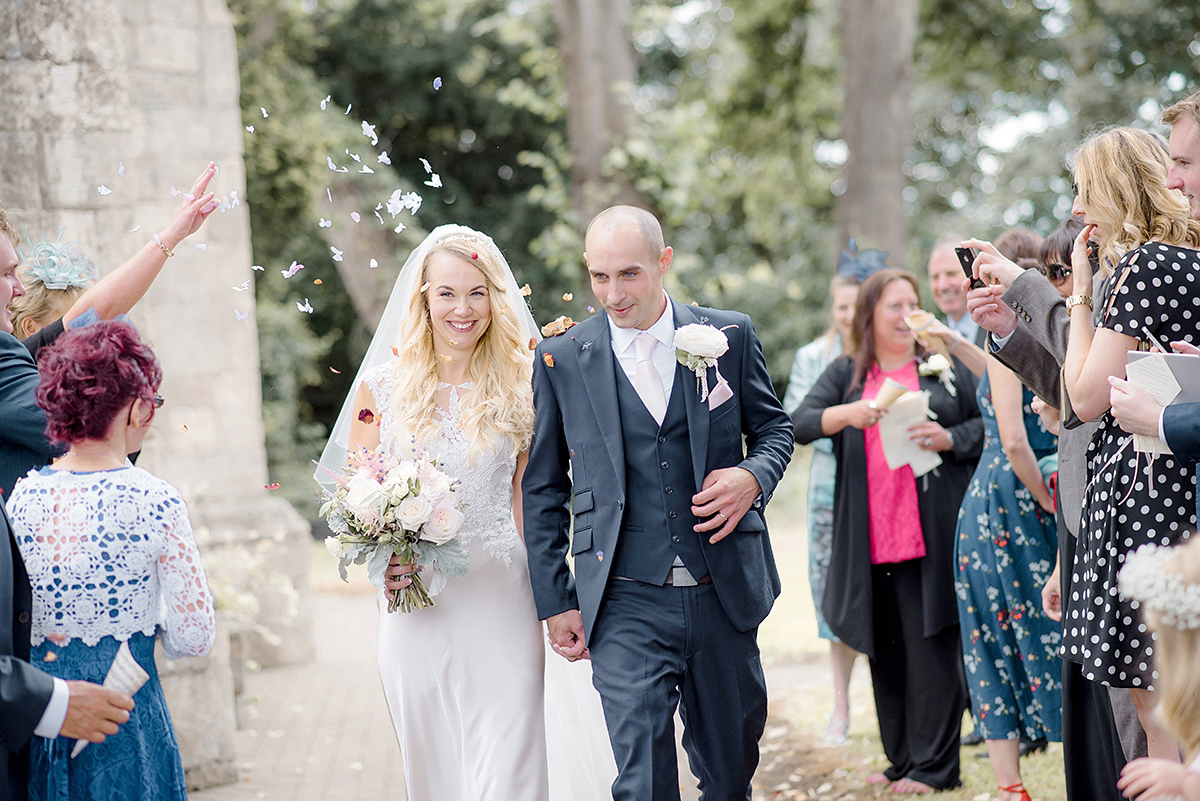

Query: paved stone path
(190, 587), (827, 801)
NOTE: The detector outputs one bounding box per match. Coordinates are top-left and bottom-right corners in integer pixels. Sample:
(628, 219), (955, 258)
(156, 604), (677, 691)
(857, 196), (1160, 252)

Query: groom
(523, 206), (793, 800)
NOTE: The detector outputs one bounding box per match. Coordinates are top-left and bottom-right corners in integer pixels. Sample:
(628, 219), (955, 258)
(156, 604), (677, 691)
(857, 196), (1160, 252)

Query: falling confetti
(345, 103), (352, 115)
(297, 298), (314, 314)
(260, 107), (269, 118)
(369, 258), (379, 269)
(528, 337), (537, 351)
(321, 95), (331, 110)
(314, 278), (323, 285)
(229, 190), (241, 208)
(391, 346), (399, 357)
(374, 209), (385, 225)
(346, 150), (362, 163)
(265, 483), (281, 490)
(434, 77), (443, 90)
(327, 188), (333, 203)
(359, 166), (374, 174)
(385, 190), (422, 218)
(129, 224), (142, 233)
(234, 308), (249, 320)
(326, 156), (338, 171)
(543, 354), (555, 368)
(331, 246), (344, 262)
(587, 306), (595, 314)
(118, 161), (125, 177)
(378, 151), (392, 165)
(180, 424), (189, 433)
(319, 218), (332, 228)
(362, 121), (378, 146)
(169, 186), (181, 197)
(350, 212), (361, 223)
(246, 125), (255, 133)
(97, 185), (112, 196)
(195, 243), (208, 251)
(330, 366), (341, 374)
(251, 264), (265, 271)
(233, 280), (251, 292)
(420, 158), (433, 173)
(281, 261), (305, 278)
(43, 652), (57, 663)
(394, 223), (406, 234)
(519, 284), (532, 296)
(425, 174), (442, 188)
(357, 408), (375, 423)
(563, 293), (573, 302)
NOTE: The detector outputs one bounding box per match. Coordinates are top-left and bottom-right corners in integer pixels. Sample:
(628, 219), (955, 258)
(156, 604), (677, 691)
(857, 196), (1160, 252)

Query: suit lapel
(673, 301), (710, 491)
(576, 317), (626, 499)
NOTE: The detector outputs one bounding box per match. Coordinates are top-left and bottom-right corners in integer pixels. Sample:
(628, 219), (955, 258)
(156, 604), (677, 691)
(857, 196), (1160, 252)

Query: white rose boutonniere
(674, 323), (734, 407)
(917, 353), (957, 397)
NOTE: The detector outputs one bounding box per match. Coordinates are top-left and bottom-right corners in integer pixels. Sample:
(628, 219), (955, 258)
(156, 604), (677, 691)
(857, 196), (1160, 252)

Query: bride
(317, 226), (614, 800)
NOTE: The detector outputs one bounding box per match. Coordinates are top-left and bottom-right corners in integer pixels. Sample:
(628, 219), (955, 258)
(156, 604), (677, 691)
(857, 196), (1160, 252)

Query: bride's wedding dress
(367, 367), (615, 801)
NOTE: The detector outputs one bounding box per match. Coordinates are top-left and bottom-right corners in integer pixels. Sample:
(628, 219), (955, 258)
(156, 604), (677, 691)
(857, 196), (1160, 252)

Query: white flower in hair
(1118, 543), (1200, 630)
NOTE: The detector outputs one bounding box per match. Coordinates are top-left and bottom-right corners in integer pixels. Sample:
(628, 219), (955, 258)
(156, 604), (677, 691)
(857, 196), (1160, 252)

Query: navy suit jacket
(0, 333), (57, 498)
(522, 300), (794, 637)
(0, 497), (55, 801)
(1163, 403), (1200, 519)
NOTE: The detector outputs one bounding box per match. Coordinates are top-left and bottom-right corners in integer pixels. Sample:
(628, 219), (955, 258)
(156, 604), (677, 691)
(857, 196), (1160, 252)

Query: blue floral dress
(954, 373), (1062, 741)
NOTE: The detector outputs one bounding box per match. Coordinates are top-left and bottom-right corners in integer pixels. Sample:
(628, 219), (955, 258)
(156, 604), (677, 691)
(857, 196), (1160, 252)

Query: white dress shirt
(609, 294), (676, 410)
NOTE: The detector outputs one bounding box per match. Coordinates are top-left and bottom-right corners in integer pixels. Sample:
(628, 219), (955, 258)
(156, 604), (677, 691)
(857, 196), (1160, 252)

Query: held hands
(691, 467), (762, 544)
(546, 610), (588, 662)
(60, 681), (134, 744)
(907, 421), (951, 452)
(159, 162), (220, 250)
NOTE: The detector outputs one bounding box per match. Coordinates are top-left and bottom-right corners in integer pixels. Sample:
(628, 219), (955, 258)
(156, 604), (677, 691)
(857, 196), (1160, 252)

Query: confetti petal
(350, 212), (361, 223)
(331, 246), (344, 262)
(528, 337), (537, 350)
(357, 408), (375, 423)
(118, 161), (125, 177)
(195, 243), (208, 251)
(587, 306), (595, 314)
(344, 103), (352, 115)
(361, 121), (379, 146)
(265, 483), (280, 490)
(313, 278), (323, 285)
(281, 261), (304, 278)
(420, 158), (433, 174)
(234, 308), (249, 320)
(251, 264), (265, 271)
(433, 77), (443, 90)
(44, 651), (57, 662)
(169, 185), (181, 197)
(319, 218), (332, 228)
(180, 424), (189, 433)
(97, 185), (112, 195)
(543, 353), (555, 368)
(246, 125), (255, 133)
(378, 151), (391, 165)
(330, 366), (341, 374)
(321, 95), (331, 110)
(563, 293), (573, 302)
(519, 284), (532, 296)
(369, 258), (379, 269)
(424, 174), (442, 188)
(233, 280), (251, 292)
(391, 346), (399, 357)
(129, 224), (142, 233)
(327, 156), (338, 171)
(359, 165), (374, 174)
(297, 298), (314, 314)
(393, 223), (406, 233)
(260, 107), (269, 118)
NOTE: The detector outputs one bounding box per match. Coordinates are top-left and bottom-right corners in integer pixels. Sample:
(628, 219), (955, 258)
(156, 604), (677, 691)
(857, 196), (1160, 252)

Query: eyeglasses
(152, 395), (165, 409)
(1043, 263), (1072, 282)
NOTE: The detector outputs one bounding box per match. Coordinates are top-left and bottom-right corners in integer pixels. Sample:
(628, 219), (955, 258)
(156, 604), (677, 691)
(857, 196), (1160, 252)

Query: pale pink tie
(634, 332), (666, 425)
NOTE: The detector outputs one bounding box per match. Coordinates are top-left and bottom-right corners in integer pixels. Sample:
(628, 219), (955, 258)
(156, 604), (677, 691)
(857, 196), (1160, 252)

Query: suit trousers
(869, 560), (965, 790)
(588, 580), (766, 801)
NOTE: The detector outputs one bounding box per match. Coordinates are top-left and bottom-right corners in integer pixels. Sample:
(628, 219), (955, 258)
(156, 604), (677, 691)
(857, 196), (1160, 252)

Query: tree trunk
(554, 0), (645, 230)
(838, 0), (917, 270)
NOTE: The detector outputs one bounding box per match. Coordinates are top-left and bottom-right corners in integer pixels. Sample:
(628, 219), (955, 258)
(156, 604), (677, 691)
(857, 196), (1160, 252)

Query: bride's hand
(384, 554), (418, 597)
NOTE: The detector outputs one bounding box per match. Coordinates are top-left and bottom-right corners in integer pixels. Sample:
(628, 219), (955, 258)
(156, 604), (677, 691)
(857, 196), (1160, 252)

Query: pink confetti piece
(374, 209), (384, 225)
(229, 190), (240, 207)
(265, 483), (281, 490)
(297, 298), (314, 314)
(378, 151), (391, 165)
(170, 186), (181, 197)
(97, 185), (112, 195)
(369, 258), (379, 269)
(234, 308), (249, 320)
(281, 261), (305, 279)
(200, 201), (219, 214)
(425, 174), (442, 188)
(321, 95), (331, 110)
(183, 193), (195, 202)
(350, 212), (361, 223)
(331, 246), (344, 262)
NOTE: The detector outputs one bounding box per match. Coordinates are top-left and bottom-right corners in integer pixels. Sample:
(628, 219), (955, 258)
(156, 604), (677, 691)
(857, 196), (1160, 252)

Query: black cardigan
(792, 355), (982, 658)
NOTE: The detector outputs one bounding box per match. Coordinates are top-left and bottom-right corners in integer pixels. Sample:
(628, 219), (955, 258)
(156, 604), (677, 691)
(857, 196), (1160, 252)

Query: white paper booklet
(879, 390), (942, 477)
(71, 640), (149, 758)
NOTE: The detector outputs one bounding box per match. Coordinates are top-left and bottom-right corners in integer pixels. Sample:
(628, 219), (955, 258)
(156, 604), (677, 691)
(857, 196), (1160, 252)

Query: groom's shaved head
(585, 206), (665, 260)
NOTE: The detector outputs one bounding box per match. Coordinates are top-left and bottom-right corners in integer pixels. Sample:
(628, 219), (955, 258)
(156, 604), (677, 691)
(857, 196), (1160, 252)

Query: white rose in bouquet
(324, 536), (345, 559)
(674, 324), (729, 361)
(422, 501), (465, 545)
(398, 494), (434, 529)
(343, 471), (389, 524)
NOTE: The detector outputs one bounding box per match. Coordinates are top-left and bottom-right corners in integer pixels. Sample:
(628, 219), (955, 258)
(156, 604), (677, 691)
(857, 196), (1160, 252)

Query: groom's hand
(691, 467), (761, 544)
(547, 610), (588, 662)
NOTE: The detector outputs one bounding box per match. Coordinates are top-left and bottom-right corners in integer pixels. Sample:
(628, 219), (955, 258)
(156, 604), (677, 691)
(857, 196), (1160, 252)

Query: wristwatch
(1065, 294), (1093, 313)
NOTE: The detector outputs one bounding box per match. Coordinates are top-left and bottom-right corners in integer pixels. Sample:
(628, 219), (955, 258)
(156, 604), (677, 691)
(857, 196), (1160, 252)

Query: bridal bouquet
(319, 447), (469, 613)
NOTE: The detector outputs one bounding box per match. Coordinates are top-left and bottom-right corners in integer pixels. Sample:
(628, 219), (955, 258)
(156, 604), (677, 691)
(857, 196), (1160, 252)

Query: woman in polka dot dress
(1061, 126), (1200, 762)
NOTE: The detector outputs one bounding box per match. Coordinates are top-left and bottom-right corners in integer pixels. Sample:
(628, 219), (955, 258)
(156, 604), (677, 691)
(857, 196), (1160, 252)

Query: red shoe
(999, 783), (1032, 801)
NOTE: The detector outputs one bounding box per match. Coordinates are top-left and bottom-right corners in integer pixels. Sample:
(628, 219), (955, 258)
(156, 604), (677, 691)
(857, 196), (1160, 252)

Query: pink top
(862, 362), (925, 565)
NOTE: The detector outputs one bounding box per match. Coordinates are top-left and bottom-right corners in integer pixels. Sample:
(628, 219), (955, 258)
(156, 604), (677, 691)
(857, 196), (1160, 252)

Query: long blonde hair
(1142, 537), (1200, 759)
(387, 234), (534, 459)
(1072, 127), (1200, 276)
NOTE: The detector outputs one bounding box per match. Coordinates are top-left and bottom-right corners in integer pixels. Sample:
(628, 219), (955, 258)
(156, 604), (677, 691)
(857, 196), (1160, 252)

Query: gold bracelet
(152, 233), (175, 258)
(1065, 294), (1093, 313)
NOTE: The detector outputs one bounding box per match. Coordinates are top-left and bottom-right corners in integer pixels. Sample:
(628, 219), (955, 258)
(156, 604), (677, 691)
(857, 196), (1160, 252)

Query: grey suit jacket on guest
(522, 299), (794, 638)
(990, 269), (1100, 538)
(1, 498), (55, 801)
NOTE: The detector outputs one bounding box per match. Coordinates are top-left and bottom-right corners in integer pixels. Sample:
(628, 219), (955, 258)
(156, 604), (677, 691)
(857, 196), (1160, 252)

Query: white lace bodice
(364, 363), (520, 567)
(8, 466), (216, 659)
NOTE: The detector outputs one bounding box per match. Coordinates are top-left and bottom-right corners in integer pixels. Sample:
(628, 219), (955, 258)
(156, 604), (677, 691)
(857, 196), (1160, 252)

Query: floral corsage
(674, 323), (734, 407)
(917, 353), (956, 397)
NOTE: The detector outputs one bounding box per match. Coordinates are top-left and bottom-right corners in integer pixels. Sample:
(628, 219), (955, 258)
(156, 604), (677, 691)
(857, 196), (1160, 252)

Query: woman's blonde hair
(1072, 127), (1200, 276)
(1143, 536), (1200, 758)
(386, 233), (534, 459)
(11, 265), (87, 336)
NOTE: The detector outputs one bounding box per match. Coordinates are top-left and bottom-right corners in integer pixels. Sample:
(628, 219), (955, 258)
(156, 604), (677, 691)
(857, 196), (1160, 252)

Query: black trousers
(588, 580), (767, 801)
(869, 560), (966, 790)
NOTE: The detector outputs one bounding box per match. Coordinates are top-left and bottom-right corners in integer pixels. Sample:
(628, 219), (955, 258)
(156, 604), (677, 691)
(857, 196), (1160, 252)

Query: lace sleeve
(156, 492), (215, 660)
(364, 362), (394, 411)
